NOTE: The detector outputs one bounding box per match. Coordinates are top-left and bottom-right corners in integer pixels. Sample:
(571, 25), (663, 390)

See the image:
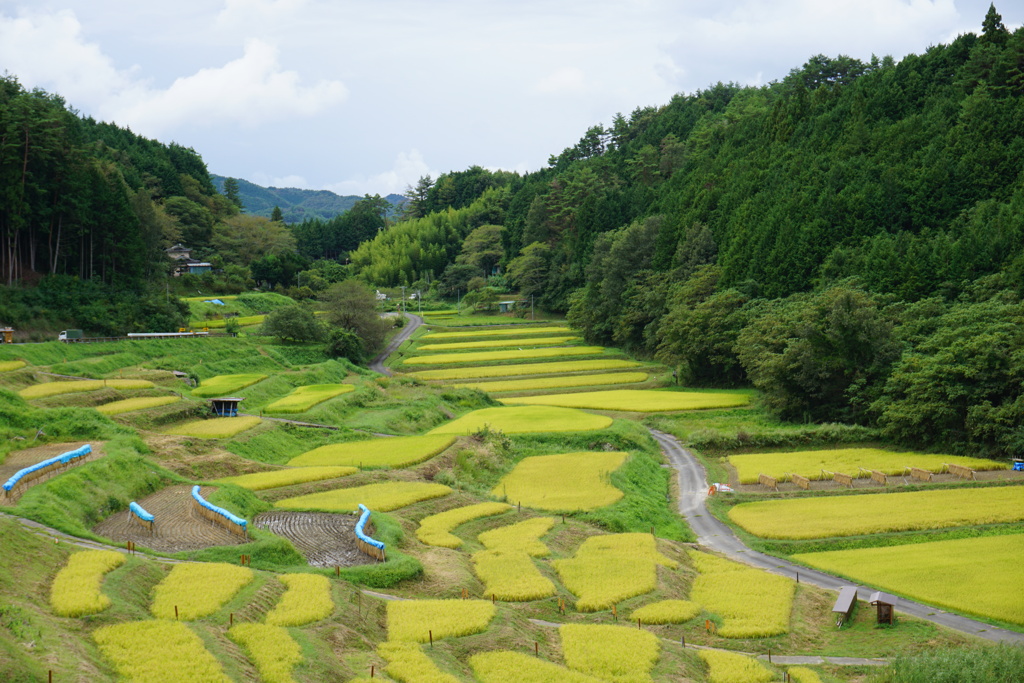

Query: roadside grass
(405, 358), (643, 381)
(263, 384), (354, 413)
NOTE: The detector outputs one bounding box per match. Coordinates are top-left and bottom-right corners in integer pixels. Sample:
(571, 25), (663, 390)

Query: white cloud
(216, 0), (309, 28)
(535, 66), (588, 94)
(104, 39), (347, 136)
(325, 149), (437, 197)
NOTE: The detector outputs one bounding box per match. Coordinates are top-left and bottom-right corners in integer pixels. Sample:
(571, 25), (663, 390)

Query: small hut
(869, 591), (898, 625)
(209, 397), (244, 417)
(832, 586), (858, 627)
(0, 327), (13, 344)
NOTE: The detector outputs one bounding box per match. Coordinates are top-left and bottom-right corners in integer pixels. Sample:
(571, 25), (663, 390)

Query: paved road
(649, 428), (1024, 645)
(370, 313), (423, 376)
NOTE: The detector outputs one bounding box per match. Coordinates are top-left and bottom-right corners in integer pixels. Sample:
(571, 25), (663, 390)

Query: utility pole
(401, 285), (406, 314)
(418, 291), (422, 315)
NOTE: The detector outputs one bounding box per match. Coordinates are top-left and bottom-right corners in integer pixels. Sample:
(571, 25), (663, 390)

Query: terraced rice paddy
(378, 642), (459, 683)
(478, 517), (554, 555)
(421, 325), (569, 340)
(50, 550), (125, 617)
(403, 346), (605, 366)
(492, 451), (627, 511)
(150, 563), (253, 620)
(191, 373), (267, 397)
(727, 447), (1008, 484)
(471, 651), (603, 683)
(96, 395), (180, 415)
(560, 624), (660, 683)
(793, 534), (1024, 626)
(472, 548), (556, 601)
(227, 623), (302, 683)
(699, 650), (774, 683)
(454, 371), (649, 393)
(386, 599), (496, 642)
(428, 406), (612, 435)
(202, 314), (266, 328)
(0, 360), (26, 371)
(287, 434), (455, 468)
(263, 383), (354, 413)
(19, 378), (154, 399)
(416, 502), (511, 548)
(501, 389), (750, 412)
(163, 415), (263, 438)
(274, 481), (452, 513)
(416, 335), (579, 351)
(688, 551), (794, 638)
(405, 358), (642, 381)
(215, 466), (356, 491)
(94, 620), (230, 683)
(266, 574), (334, 626)
(728, 485), (1024, 539)
(554, 534), (677, 611)
(631, 599), (701, 625)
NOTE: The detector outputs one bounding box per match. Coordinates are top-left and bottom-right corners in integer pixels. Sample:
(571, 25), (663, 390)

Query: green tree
(325, 328), (365, 363)
(258, 304), (325, 343)
(320, 279), (391, 355)
(506, 241), (551, 300)
(223, 177), (242, 209)
(270, 205), (284, 222)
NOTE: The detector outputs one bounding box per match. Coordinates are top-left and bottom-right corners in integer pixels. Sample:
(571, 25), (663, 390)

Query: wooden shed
(1, 327), (13, 344)
(209, 397), (244, 417)
(869, 591), (898, 625)
(832, 586), (858, 627)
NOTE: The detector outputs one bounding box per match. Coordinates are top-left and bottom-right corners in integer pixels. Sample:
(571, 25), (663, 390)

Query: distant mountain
(211, 174), (405, 223)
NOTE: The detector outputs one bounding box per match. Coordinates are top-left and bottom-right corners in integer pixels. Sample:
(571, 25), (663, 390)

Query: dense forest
(347, 6), (1024, 457)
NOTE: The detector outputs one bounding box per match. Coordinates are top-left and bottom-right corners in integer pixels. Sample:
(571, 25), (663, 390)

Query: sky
(0, 0), (1013, 197)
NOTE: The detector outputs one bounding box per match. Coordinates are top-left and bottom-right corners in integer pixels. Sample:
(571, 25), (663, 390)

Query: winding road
(649, 428), (1024, 644)
(370, 313), (423, 376)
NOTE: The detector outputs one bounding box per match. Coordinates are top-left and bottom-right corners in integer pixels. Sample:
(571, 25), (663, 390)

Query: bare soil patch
(253, 510), (375, 568)
(0, 441), (105, 506)
(94, 484), (246, 553)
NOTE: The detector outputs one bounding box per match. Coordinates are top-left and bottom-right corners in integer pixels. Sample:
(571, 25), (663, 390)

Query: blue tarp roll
(191, 485), (247, 529)
(355, 503), (386, 551)
(3, 444), (91, 491)
(129, 501), (154, 522)
(204, 299), (226, 305)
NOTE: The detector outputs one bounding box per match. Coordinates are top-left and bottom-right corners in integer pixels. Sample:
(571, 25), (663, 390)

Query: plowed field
(253, 511), (374, 568)
(94, 485), (246, 553)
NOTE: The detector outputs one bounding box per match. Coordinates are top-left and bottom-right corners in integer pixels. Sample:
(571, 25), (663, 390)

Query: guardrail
(129, 501), (155, 534)
(2, 445), (92, 501)
(355, 504), (387, 562)
(191, 486), (247, 538)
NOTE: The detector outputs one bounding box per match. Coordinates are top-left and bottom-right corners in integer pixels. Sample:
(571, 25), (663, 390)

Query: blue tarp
(191, 485), (247, 530)
(204, 299), (226, 305)
(3, 444), (91, 491)
(129, 501), (154, 522)
(355, 504), (386, 551)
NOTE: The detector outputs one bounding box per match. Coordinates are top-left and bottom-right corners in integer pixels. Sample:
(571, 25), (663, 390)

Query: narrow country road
(370, 313), (423, 376)
(649, 428), (1024, 645)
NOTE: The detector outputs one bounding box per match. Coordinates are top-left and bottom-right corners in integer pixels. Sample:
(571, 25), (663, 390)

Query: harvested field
(0, 441), (104, 506)
(93, 485), (247, 553)
(253, 510), (374, 568)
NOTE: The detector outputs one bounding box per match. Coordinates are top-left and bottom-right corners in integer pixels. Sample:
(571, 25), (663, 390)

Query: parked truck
(57, 329), (83, 341)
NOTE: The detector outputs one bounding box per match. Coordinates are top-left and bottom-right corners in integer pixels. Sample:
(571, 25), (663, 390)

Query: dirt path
(253, 511), (375, 568)
(650, 428), (1024, 645)
(94, 484), (246, 553)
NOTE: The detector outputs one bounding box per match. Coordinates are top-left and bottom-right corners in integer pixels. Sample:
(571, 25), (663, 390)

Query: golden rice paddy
(287, 434), (456, 468)
(428, 406), (612, 435)
(405, 358), (642, 381)
(492, 451), (627, 511)
(699, 650), (775, 683)
(553, 533), (677, 611)
(454, 372), (649, 393)
(421, 326), (569, 340)
(478, 517), (554, 556)
(191, 373), (267, 398)
(0, 360), (26, 372)
(501, 389), (750, 412)
(19, 379), (154, 399)
(265, 574), (334, 626)
(727, 447), (1008, 484)
(728, 485), (1024, 539)
(403, 346), (605, 366)
(274, 481), (452, 513)
(263, 384), (355, 413)
(416, 335), (579, 351)
(94, 620), (230, 683)
(50, 550), (125, 617)
(793, 534), (1024, 626)
(631, 599), (702, 625)
(215, 466), (356, 491)
(162, 416), (263, 438)
(472, 549), (556, 601)
(386, 599), (496, 642)
(150, 563), (253, 620)
(560, 624), (660, 683)
(688, 551), (794, 638)
(96, 395), (180, 415)
(227, 623), (301, 683)
(471, 651), (604, 683)
(416, 502), (511, 548)
(378, 641), (460, 683)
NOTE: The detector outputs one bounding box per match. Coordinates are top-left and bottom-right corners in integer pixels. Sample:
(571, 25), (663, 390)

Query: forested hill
(210, 174), (404, 223)
(351, 6), (1024, 457)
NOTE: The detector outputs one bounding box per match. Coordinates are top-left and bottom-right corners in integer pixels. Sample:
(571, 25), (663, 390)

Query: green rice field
(192, 373), (268, 398)
(402, 346), (606, 366)
(96, 396), (180, 415)
(501, 389), (750, 412)
(415, 335), (579, 351)
(263, 384), (354, 413)
(274, 481), (452, 512)
(421, 326), (569, 340)
(428, 406), (613, 435)
(455, 371), (649, 393)
(215, 466), (357, 490)
(405, 358), (643, 381)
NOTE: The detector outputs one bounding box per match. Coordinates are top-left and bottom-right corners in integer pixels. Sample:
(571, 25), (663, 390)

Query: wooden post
(680, 635), (685, 649)
(175, 605), (179, 620)
(768, 648), (772, 664)
(230, 613), (234, 626)
(370, 664), (374, 678)
(336, 566), (340, 577)
(534, 641), (538, 656)
(796, 571), (799, 584)
(612, 604), (617, 621)
(638, 618), (641, 629)
(429, 630), (433, 647)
